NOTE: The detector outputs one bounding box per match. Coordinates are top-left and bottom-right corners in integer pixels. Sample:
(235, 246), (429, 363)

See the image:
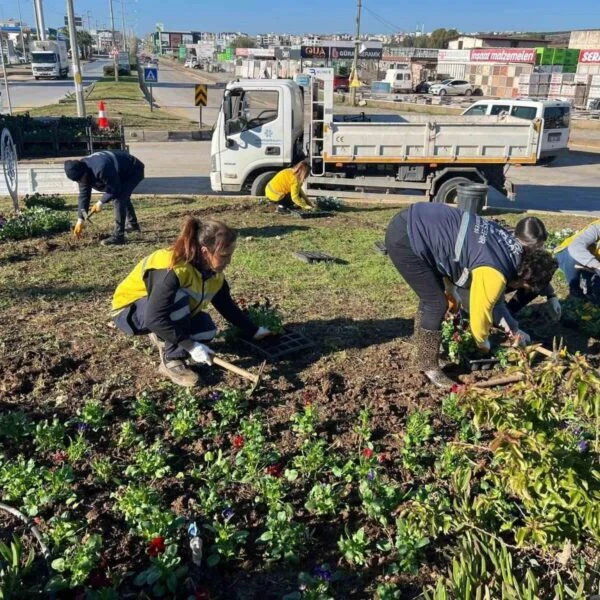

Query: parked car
(429, 79), (473, 96)
(184, 57), (197, 68)
(414, 80), (430, 94)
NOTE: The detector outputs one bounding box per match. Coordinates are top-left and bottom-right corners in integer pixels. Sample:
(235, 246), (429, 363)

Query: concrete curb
(125, 129), (213, 142)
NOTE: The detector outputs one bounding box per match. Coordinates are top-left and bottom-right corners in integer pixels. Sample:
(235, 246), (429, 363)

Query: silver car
(429, 79), (473, 96)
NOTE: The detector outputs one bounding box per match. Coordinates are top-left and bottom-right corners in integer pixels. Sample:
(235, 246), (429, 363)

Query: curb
(125, 129), (213, 142)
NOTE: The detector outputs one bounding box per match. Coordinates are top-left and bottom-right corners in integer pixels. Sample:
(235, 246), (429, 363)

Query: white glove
(547, 296), (561, 321)
(253, 326), (272, 340)
(512, 329), (531, 347)
(189, 342), (214, 365)
(477, 339), (491, 353)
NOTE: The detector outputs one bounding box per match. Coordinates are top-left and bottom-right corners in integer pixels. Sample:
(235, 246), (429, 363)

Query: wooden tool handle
(526, 344), (554, 358)
(474, 373), (525, 388)
(212, 356), (259, 383)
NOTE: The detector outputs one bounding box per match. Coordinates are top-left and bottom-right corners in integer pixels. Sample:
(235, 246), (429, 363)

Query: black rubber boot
(415, 328), (455, 389)
(101, 235), (125, 246)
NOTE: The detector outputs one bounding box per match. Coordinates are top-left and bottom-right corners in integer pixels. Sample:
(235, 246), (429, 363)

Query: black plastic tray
(294, 250), (337, 264)
(466, 357), (501, 372)
(239, 329), (315, 361)
(291, 209), (332, 219)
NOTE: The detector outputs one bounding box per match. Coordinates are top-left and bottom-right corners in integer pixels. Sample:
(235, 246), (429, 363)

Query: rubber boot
(148, 333), (165, 361)
(415, 328), (455, 389)
(101, 234), (126, 246)
(158, 357), (199, 387)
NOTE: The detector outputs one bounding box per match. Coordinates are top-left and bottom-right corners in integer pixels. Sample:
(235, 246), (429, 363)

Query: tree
(230, 36), (256, 49)
(429, 28), (460, 49)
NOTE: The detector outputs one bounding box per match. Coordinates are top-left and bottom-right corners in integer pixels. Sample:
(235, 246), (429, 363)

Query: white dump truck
(31, 39), (69, 80)
(210, 69), (544, 203)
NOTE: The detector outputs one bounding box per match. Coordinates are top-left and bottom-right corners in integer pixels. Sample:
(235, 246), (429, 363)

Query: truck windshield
(32, 53), (57, 63)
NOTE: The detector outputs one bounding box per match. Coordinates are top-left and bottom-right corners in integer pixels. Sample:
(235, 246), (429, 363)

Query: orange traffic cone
(98, 101), (109, 129)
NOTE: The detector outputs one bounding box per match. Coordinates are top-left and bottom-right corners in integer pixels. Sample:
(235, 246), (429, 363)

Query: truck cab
(210, 80), (305, 195)
(31, 40), (69, 79)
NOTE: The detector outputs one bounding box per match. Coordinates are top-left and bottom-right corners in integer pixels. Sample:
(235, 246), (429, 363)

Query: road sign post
(144, 67), (159, 112)
(194, 84), (207, 128)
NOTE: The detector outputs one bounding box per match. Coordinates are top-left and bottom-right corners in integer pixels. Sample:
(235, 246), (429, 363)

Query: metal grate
(293, 250), (337, 264)
(240, 329), (315, 361)
(290, 209), (332, 219)
(466, 357), (500, 372)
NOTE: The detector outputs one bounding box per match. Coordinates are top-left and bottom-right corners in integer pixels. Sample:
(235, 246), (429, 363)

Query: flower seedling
(204, 515), (249, 566)
(134, 542), (188, 597)
(337, 526), (371, 566)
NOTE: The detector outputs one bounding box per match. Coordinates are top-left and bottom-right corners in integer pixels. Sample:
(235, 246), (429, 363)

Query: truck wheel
(250, 171), (278, 197)
(34, 76), (39, 80)
(433, 176), (472, 204)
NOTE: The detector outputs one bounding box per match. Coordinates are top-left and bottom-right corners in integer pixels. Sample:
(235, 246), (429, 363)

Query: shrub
(24, 193), (67, 211)
(0, 208), (71, 242)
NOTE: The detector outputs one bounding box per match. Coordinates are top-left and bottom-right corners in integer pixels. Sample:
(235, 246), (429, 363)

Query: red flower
(232, 435), (244, 449)
(377, 453), (387, 464)
(265, 464), (283, 477)
(450, 384), (464, 394)
(147, 536), (166, 557)
(52, 450), (68, 464)
(362, 448), (374, 459)
(452, 332), (462, 342)
(33, 517), (42, 526)
(195, 587), (211, 600)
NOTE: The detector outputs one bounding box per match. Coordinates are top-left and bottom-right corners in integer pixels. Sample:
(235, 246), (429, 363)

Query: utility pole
(1, 37), (13, 115)
(66, 0), (85, 116)
(109, 0), (118, 82)
(349, 0), (362, 106)
(34, 0), (47, 40)
(120, 0), (127, 53)
(16, 0), (27, 60)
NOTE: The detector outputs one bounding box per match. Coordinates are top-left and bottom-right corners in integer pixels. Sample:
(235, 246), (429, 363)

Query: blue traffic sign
(143, 67), (158, 83)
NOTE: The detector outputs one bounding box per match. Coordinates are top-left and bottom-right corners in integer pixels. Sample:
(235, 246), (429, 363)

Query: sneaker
(276, 205), (290, 215)
(158, 358), (199, 387)
(100, 235), (125, 246)
(148, 333), (165, 361)
(126, 224), (141, 233)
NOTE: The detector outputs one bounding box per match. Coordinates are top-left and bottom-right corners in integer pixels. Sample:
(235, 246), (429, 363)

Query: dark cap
(64, 160), (88, 181)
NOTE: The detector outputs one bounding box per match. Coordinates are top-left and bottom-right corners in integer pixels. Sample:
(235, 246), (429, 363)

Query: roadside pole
(109, 0), (119, 82)
(66, 0), (86, 117)
(150, 83), (153, 112)
(1, 37), (13, 115)
(199, 106), (202, 128)
(349, 0), (362, 107)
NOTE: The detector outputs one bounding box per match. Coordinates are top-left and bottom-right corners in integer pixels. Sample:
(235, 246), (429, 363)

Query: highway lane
(1, 59), (111, 112)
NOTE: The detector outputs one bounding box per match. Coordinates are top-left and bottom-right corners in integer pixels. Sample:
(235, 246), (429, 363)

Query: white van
(462, 99), (570, 164)
(384, 69), (413, 93)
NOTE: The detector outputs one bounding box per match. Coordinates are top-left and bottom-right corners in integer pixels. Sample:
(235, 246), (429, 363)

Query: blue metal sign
(143, 67), (158, 83)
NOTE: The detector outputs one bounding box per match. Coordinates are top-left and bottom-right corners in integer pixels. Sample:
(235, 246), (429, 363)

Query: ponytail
(292, 160), (310, 184)
(170, 216), (237, 268)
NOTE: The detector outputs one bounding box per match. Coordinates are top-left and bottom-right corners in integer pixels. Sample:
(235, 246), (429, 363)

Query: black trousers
(113, 162), (144, 236)
(385, 209), (447, 332)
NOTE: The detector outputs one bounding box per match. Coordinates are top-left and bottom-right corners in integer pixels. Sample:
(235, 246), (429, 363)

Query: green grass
(26, 76), (195, 130)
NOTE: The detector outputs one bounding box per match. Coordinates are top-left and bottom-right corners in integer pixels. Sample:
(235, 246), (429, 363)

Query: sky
(1, 0), (598, 38)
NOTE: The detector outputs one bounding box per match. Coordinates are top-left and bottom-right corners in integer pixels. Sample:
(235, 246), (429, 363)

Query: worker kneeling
(265, 161), (313, 213)
(111, 217), (271, 387)
(385, 203), (557, 389)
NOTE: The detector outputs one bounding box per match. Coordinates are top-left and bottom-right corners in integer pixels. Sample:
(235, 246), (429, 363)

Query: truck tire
(34, 76), (39, 80)
(250, 171), (278, 197)
(433, 176), (473, 204)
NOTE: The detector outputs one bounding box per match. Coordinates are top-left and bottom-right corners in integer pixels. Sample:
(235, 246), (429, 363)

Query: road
(148, 61), (225, 127)
(1, 59), (110, 112)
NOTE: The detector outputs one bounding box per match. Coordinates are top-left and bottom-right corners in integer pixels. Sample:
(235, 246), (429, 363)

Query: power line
(362, 4), (404, 33)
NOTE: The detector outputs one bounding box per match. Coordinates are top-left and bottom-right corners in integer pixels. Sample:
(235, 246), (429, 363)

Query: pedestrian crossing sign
(144, 67), (158, 83)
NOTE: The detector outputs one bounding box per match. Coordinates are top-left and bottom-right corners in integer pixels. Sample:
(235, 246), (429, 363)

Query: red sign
(469, 48), (536, 64)
(579, 49), (600, 64)
(235, 48), (249, 57)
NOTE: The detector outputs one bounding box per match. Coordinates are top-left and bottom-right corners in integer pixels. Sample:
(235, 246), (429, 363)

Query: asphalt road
(1, 59), (111, 112)
(148, 61), (225, 127)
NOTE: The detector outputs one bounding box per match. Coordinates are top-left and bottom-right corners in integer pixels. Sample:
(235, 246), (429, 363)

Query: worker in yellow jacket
(265, 161), (313, 213)
(554, 219), (600, 298)
(112, 217), (271, 387)
(385, 203), (558, 388)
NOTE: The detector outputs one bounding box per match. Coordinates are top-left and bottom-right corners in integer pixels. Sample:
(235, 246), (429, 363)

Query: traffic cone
(97, 101), (109, 129)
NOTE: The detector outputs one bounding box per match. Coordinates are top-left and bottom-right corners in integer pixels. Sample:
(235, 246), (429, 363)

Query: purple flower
(572, 426), (583, 437)
(222, 508), (234, 520)
(366, 470), (375, 481)
(313, 565), (332, 582)
(578, 440), (589, 453)
(77, 422), (90, 432)
(209, 391), (222, 403)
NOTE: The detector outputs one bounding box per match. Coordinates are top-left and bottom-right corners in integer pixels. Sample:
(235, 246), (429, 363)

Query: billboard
(579, 49), (600, 64)
(301, 40), (383, 60)
(438, 49), (470, 62)
(469, 48), (536, 63)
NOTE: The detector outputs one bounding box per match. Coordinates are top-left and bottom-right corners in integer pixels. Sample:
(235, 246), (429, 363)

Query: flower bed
(0, 208), (71, 242)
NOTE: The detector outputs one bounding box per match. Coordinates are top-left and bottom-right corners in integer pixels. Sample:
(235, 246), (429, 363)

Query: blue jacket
(407, 203), (522, 287)
(77, 151), (144, 217)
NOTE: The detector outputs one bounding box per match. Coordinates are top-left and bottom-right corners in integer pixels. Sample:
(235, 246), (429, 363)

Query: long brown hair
(170, 216), (237, 268)
(292, 161), (310, 184)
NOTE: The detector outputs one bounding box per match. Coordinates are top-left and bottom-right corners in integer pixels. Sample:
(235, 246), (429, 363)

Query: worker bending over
(265, 161), (313, 213)
(64, 150), (145, 246)
(111, 217), (271, 387)
(385, 203), (558, 388)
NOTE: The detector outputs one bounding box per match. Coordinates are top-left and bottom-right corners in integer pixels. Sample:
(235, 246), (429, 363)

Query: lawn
(0, 196), (599, 598)
(26, 75), (196, 130)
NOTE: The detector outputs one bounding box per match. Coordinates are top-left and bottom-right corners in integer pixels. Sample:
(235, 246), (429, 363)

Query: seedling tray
(240, 329), (315, 361)
(374, 241), (387, 255)
(291, 209), (332, 219)
(294, 250), (337, 264)
(466, 357), (501, 372)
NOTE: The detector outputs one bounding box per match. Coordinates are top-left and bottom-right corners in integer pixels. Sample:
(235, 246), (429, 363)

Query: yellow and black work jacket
(112, 249), (256, 344)
(265, 168), (311, 209)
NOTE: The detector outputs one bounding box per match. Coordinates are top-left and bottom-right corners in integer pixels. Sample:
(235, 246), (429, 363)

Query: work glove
(73, 218), (85, 238)
(253, 326), (272, 340)
(90, 200), (103, 215)
(546, 296), (562, 321)
(188, 342), (215, 365)
(443, 280), (461, 314)
(512, 329), (531, 347)
(477, 339), (491, 353)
